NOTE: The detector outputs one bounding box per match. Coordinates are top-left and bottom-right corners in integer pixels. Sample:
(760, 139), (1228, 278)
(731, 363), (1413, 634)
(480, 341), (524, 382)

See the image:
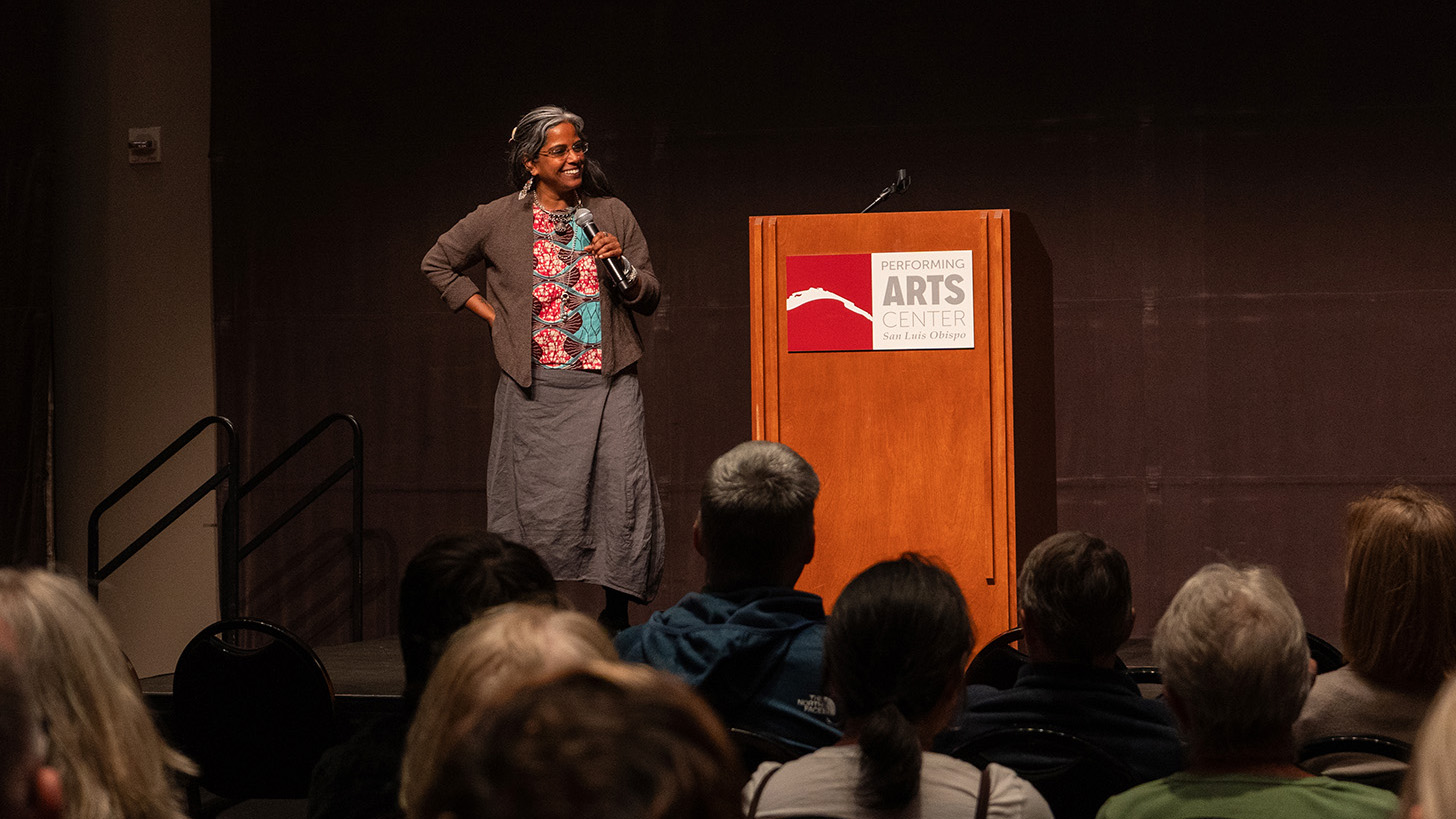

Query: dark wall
(212, 1), (1456, 646)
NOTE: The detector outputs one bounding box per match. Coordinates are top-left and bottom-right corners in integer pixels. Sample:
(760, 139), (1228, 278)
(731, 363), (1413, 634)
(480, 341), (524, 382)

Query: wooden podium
(749, 210), (1055, 647)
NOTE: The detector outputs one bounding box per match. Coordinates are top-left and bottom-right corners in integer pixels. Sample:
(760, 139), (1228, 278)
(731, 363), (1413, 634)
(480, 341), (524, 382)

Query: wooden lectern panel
(749, 210), (1054, 648)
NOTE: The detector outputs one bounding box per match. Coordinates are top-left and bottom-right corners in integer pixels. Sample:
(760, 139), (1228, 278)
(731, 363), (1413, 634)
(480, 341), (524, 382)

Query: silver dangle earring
(518, 175), (535, 200)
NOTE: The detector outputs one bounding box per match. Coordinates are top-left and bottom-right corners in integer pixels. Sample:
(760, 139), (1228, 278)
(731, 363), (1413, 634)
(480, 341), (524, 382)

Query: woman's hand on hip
(465, 294), (496, 326)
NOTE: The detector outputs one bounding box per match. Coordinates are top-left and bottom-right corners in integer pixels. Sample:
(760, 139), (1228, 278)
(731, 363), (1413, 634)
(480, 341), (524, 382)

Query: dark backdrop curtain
(1, 0), (60, 566)
(211, 1), (1456, 646)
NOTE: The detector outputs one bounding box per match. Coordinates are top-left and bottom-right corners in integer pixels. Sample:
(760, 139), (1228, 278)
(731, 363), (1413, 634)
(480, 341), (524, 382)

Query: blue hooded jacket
(614, 587), (841, 754)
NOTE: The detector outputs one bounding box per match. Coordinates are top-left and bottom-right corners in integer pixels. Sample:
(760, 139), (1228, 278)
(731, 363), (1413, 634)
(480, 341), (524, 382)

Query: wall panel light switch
(128, 126), (162, 164)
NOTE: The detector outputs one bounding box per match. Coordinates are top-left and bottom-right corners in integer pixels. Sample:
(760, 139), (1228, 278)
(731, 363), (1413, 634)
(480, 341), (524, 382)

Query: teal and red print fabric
(531, 206), (603, 370)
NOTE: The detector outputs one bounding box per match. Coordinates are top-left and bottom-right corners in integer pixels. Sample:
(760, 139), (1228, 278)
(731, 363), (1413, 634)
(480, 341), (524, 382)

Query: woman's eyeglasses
(538, 141), (589, 159)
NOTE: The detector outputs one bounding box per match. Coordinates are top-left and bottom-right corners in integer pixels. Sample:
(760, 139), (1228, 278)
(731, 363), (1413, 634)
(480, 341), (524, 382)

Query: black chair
(964, 627), (1029, 690)
(966, 627), (1165, 689)
(949, 726), (1140, 819)
(171, 618), (336, 812)
(1298, 734), (1411, 794)
(1306, 632), (1347, 674)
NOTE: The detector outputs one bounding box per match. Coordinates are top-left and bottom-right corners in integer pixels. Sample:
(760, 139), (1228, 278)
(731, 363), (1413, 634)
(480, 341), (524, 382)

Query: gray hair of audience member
(1400, 674), (1456, 819)
(1153, 563), (1311, 760)
(1017, 531), (1133, 662)
(697, 441), (819, 584)
(505, 105), (613, 196)
(0, 647), (46, 815)
(0, 568), (194, 819)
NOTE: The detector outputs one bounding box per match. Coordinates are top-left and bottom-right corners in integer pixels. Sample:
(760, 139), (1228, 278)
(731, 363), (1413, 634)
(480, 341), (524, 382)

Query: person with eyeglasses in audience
(420, 104), (664, 633)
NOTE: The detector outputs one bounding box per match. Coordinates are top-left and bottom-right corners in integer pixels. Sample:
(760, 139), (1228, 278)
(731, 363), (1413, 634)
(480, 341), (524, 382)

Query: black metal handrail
(231, 413), (364, 640)
(88, 416), (240, 598)
(87, 413), (365, 642)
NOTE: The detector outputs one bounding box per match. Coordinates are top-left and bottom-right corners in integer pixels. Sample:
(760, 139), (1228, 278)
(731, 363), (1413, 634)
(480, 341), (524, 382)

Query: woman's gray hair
(1153, 563), (1311, 759)
(505, 105), (611, 196)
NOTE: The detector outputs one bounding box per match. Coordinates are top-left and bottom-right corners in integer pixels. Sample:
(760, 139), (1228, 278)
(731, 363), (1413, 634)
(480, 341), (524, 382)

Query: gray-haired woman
(420, 105), (664, 629)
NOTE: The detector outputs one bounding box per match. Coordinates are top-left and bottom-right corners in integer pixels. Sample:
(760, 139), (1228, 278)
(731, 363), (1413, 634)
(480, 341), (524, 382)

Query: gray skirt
(486, 366), (665, 601)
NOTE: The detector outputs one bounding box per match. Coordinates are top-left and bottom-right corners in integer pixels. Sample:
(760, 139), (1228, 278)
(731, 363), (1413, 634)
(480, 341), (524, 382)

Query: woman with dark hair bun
(744, 554), (1051, 819)
(420, 105), (665, 630)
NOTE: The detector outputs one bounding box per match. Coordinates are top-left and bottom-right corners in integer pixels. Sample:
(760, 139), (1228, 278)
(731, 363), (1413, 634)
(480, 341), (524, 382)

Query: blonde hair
(1342, 484), (1456, 689)
(0, 568), (194, 819)
(398, 603), (616, 814)
(416, 662), (741, 819)
(1402, 675), (1456, 819)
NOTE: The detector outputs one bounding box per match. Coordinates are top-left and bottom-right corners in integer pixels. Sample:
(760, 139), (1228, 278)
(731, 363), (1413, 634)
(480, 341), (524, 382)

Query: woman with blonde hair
(1400, 674), (1456, 819)
(0, 568), (193, 819)
(1295, 484), (1456, 774)
(415, 662), (743, 819)
(398, 602), (617, 814)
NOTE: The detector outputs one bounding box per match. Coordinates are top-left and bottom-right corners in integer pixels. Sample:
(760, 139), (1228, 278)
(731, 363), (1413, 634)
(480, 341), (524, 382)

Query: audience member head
(696, 441), (819, 589)
(1154, 564), (1311, 765)
(414, 662), (742, 819)
(825, 553), (973, 810)
(0, 568), (193, 819)
(1400, 674), (1456, 819)
(0, 640), (63, 819)
(398, 603), (617, 814)
(398, 530), (557, 695)
(1342, 484), (1456, 691)
(1017, 531), (1134, 666)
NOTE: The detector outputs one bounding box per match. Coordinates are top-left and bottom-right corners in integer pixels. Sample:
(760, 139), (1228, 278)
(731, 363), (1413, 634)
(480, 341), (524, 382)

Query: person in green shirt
(1097, 564), (1398, 819)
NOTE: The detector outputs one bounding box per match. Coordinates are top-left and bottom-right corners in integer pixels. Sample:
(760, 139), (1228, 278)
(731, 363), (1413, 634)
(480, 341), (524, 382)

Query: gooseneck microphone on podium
(861, 168), (912, 213)
(574, 208), (634, 293)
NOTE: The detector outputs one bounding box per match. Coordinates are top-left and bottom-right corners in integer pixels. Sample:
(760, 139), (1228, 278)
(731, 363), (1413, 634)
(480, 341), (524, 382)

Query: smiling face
(523, 121), (586, 203)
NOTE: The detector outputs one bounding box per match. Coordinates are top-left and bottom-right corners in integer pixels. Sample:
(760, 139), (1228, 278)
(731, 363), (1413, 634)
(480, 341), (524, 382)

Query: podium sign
(750, 210), (1054, 647)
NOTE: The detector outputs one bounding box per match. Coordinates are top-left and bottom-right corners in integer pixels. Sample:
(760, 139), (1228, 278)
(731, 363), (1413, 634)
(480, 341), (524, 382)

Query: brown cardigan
(421, 193), (661, 388)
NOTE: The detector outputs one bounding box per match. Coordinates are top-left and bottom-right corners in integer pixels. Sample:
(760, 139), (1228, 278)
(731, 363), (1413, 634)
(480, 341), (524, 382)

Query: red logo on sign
(786, 254), (874, 352)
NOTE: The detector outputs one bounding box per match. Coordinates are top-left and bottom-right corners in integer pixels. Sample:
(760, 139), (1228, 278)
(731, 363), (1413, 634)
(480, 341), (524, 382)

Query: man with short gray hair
(614, 441), (839, 755)
(936, 531), (1181, 784)
(1097, 564), (1397, 819)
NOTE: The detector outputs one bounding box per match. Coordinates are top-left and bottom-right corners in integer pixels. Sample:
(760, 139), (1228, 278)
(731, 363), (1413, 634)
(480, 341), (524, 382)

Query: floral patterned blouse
(530, 202), (603, 370)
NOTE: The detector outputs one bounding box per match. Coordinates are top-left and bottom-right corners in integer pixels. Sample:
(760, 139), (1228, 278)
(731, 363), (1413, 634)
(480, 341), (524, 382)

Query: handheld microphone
(574, 208), (632, 293)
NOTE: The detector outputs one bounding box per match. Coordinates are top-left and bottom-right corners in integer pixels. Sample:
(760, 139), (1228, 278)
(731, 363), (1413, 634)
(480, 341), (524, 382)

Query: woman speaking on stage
(420, 105), (664, 631)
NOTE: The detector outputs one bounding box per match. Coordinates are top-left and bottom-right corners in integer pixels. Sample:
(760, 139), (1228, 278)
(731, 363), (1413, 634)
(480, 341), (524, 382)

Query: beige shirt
(745, 747), (1053, 819)
(1294, 666), (1432, 776)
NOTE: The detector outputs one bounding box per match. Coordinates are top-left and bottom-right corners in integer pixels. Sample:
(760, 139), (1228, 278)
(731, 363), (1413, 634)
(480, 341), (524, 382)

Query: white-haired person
(0, 568), (194, 819)
(398, 603), (617, 816)
(1399, 674), (1456, 819)
(1097, 564), (1397, 819)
